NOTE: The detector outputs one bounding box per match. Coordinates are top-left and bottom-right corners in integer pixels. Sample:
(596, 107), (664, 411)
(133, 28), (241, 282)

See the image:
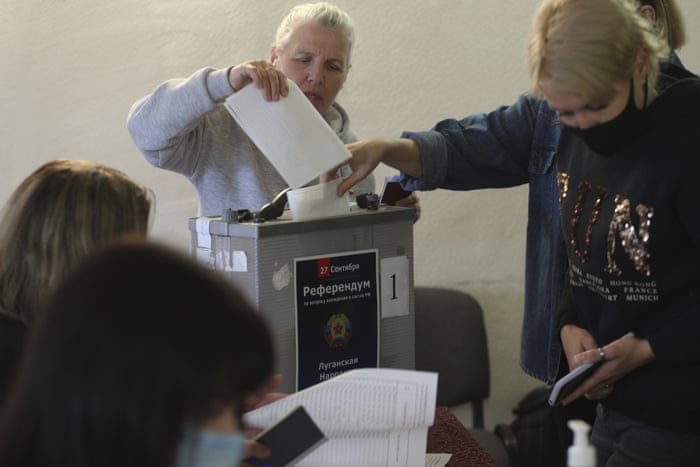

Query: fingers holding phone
(558, 352), (614, 406)
(556, 331), (642, 406)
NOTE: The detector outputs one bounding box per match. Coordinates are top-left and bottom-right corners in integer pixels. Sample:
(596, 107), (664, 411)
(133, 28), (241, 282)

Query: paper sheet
(244, 368), (438, 467)
(425, 454), (452, 467)
(224, 79), (350, 188)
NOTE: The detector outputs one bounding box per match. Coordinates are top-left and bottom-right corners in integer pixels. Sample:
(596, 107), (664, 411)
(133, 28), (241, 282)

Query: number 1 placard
(380, 256), (410, 318)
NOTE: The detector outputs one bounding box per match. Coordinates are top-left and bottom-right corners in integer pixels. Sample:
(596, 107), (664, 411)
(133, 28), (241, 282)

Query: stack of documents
(244, 368), (438, 467)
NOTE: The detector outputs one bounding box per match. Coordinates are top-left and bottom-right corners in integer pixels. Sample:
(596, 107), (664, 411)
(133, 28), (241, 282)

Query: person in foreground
(127, 2), (394, 218)
(0, 239), (276, 467)
(0, 313), (24, 405)
(527, 0), (700, 465)
(0, 159), (152, 401)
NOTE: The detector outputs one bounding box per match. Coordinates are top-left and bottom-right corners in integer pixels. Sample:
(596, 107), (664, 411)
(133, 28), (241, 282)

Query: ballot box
(189, 206), (415, 393)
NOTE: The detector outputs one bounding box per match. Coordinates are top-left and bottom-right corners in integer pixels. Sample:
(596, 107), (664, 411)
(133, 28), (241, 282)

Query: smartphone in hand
(548, 361), (603, 407)
(245, 405), (326, 467)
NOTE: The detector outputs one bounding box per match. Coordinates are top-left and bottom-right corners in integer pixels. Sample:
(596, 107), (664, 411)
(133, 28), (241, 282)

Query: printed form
(244, 368), (439, 467)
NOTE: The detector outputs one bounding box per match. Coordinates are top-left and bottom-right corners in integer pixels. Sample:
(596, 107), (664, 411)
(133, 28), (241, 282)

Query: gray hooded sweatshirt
(127, 67), (374, 216)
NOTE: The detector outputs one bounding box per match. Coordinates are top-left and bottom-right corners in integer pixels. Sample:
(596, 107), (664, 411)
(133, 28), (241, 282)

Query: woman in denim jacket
(332, 0), (692, 387)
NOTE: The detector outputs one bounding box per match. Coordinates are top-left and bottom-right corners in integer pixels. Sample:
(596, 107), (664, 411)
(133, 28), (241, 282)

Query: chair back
(414, 286), (490, 428)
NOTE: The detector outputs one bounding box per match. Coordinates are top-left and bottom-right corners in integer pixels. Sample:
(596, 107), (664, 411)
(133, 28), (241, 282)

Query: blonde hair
(641, 0), (686, 50)
(528, 0), (669, 103)
(273, 2), (355, 66)
(0, 159), (153, 324)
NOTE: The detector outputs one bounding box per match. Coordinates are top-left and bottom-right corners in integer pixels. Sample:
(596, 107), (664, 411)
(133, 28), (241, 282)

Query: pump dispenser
(567, 419), (595, 467)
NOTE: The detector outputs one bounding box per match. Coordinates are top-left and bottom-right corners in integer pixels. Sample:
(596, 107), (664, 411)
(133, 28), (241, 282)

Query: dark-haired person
(0, 313), (24, 404)
(0, 240), (276, 467)
(0, 159), (152, 402)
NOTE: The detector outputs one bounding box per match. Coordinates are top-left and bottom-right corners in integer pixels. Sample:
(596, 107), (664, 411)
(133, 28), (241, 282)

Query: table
(427, 406), (499, 467)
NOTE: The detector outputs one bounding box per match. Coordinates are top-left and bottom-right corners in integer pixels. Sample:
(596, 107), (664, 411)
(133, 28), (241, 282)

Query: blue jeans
(591, 404), (700, 467)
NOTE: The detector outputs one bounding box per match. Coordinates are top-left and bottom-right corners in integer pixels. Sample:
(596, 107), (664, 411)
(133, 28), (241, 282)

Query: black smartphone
(245, 405), (326, 467)
(548, 361), (602, 407)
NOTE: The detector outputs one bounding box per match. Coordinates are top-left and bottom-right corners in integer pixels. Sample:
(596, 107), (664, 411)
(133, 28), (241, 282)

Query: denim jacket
(398, 56), (693, 384)
(400, 93), (564, 384)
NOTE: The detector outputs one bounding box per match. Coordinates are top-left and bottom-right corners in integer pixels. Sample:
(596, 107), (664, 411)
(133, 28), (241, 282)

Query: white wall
(2, 0), (699, 429)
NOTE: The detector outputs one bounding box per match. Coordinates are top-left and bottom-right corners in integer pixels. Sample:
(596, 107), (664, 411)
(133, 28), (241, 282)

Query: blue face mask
(175, 428), (246, 467)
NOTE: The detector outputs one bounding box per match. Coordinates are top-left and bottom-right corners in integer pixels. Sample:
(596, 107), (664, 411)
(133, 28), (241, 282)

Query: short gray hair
(273, 2), (355, 66)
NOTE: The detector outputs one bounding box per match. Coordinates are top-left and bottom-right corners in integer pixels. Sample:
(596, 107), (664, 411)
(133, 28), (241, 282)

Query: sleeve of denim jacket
(397, 93), (540, 191)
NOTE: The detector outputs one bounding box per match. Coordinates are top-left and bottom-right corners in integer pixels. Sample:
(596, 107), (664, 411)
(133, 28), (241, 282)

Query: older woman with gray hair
(127, 2), (388, 218)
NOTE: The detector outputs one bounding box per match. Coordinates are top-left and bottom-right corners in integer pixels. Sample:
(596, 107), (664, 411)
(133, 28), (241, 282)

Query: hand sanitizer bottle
(567, 419), (595, 467)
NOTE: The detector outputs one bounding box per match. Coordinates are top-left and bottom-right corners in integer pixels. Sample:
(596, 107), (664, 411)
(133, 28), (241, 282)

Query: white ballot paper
(224, 79), (350, 189)
(244, 368), (438, 467)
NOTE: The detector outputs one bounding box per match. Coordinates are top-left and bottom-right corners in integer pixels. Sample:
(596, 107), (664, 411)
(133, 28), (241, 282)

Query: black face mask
(569, 80), (645, 156)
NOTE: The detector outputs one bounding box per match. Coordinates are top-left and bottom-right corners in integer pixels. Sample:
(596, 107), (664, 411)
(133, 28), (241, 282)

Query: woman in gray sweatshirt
(127, 2), (376, 217)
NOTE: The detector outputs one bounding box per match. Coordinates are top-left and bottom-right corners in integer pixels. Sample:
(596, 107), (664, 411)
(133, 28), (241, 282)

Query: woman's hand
(394, 192), (421, 223)
(320, 170), (339, 184)
(560, 324), (599, 371)
(330, 139), (391, 196)
(560, 330), (655, 406)
(243, 374), (286, 413)
(228, 60), (289, 101)
(243, 439), (270, 465)
(241, 374), (287, 464)
(330, 138), (422, 198)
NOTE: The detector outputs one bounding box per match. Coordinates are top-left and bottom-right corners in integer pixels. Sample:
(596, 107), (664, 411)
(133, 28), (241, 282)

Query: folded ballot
(224, 79), (350, 189)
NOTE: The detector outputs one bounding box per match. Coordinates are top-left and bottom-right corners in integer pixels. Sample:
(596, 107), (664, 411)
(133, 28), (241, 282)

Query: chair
(414, 286), (517, 467)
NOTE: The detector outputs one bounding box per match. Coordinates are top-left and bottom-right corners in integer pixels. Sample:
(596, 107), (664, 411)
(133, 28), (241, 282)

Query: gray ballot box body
(188, 206), (415, 393)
